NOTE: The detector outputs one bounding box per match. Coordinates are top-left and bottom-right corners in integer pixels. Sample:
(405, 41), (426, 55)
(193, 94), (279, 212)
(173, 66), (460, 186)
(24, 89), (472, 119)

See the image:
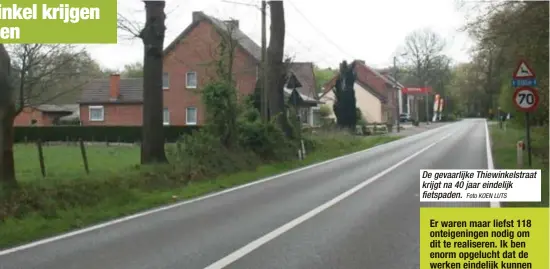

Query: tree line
(450, 1), (548, 125)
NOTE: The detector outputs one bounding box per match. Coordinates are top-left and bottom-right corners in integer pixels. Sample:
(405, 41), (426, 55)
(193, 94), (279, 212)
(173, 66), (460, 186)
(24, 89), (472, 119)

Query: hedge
(14, 126), (201, 143)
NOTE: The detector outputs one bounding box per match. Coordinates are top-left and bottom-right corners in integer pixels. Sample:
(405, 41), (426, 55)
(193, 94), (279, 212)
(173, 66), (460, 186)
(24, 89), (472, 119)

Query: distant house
(79, 75), (143, 126)
(319, 60), (402, 124)
(79, 11), (321, 127)
(14, 104), (79, 126)
(284, 62), (322, 126)
(377, 69), (412, 116)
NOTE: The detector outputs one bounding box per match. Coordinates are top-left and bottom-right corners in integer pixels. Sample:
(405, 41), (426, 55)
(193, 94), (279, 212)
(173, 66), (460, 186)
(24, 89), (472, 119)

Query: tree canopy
(451, 1), (548, 124)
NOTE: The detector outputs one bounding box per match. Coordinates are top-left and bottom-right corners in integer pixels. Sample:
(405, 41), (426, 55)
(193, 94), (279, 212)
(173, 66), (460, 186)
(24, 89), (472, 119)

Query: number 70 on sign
(513, 86), (539, 112)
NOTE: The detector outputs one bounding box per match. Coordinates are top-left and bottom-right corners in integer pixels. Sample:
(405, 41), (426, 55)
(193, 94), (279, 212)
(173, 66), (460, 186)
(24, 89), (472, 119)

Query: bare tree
(0, 44), (98, 186)
(8, 44), (100, 113)
(266, 0), (292, 137)
(140, 0), (168, 164)
(403, 29), (447, 86)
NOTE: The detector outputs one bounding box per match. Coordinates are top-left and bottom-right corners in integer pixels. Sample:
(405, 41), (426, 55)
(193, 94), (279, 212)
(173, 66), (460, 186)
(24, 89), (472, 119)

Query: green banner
(0, 0), (117, 43)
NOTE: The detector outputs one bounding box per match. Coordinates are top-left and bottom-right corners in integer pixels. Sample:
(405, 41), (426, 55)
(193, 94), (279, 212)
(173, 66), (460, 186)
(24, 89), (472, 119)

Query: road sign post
(512, 60), (538, 168)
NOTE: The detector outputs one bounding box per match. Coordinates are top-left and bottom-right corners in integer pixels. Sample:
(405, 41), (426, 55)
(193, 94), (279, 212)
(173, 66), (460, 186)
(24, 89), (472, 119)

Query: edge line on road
(203, 131), (455, 269)
(0, 122), (455, 256)
(485, 119), (500, 208)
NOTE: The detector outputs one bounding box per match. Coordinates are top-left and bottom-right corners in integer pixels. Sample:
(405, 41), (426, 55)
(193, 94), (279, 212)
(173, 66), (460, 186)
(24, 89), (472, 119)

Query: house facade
(320, 60), (401, 124)
(14, 104), (79, 126)
(79, 11), (320, 127)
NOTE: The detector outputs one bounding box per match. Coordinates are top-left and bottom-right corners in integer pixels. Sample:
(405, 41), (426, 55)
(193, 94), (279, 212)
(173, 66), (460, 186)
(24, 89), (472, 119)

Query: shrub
(236, 101), (295, 161)
(318, 104), (332, 118)
(441, 114), (457, 122)
(166, 130), (261, 182)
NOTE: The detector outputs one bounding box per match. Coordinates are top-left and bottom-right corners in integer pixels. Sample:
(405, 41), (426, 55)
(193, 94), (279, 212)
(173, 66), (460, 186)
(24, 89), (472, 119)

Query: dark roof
(320, 60), (398, 101)
(164, 11), (262, 62)
(287, 62), (318, 100)
(79, 78), (142, 104)
(35, 104), (79, 113)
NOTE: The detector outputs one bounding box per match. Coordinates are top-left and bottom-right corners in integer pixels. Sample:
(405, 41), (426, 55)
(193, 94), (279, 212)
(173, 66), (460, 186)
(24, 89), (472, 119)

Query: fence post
(301, 139), (306, 158)
(36, 139), (46, 177)
(79, 138), (90, 174)
(517, 140), (524, 168)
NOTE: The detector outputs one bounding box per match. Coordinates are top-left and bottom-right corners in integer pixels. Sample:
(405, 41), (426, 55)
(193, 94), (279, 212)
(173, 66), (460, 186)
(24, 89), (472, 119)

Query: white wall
(319, 83), (383, 123)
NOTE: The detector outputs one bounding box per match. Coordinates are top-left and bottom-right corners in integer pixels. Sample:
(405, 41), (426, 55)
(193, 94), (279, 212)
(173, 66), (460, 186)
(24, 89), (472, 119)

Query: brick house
(14, 104), (79, 126)
(319, 60), (401, 124)
(79, 11), (320, 126)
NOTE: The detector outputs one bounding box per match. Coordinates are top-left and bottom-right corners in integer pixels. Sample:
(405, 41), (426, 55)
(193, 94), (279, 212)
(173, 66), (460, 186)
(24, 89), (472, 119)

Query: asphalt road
(0, 119), (491, 269)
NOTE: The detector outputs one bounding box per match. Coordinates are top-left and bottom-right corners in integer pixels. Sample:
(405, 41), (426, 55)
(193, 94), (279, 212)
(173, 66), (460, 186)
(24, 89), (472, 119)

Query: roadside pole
(525, 112), (532, 166)
(261, 0), (268, 121)
(424, 81), (429, 125)
(511, 59), (539, 168)
(497, 107), (502, 129)
(393, 56), (400, 133)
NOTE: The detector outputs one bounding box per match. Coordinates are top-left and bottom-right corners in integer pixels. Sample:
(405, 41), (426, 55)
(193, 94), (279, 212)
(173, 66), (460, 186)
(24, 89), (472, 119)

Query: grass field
(14, 143), (140, 182)
(489, 124), (549, 207)
(1, 135), (402, 249)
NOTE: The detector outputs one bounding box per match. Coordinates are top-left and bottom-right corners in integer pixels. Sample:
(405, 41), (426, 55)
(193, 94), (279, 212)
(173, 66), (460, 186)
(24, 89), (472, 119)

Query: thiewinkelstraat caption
(0, 4), (101, 40)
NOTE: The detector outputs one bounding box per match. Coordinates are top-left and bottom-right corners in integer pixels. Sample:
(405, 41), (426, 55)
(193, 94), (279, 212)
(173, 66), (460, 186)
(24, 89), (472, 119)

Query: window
(186, 107), (197, 125)
(186, 71), (197, 88)
(162, 72), (169, 89)
(300, 108), (309, 124)
(89, 106), (104, 121)
(163, 108), (170, 125)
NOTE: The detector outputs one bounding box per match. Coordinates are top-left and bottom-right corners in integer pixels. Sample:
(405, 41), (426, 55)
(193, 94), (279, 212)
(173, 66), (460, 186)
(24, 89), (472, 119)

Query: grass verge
(0, 135), (401, 250)
(14, 143), (140, 182)
(489, 124), (548, 207)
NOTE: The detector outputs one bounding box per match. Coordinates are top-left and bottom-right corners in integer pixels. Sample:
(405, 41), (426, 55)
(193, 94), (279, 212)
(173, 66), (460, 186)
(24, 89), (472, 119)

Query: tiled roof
(36, 104), (79, 112)
(164, 11), (262, 62)
(320, 60), (397, 101)
(288, 62), (318, 100)
(79, 78), (143, 104)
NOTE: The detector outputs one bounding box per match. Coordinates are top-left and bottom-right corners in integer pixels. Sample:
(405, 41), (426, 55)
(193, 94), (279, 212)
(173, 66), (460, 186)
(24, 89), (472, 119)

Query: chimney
(109, 74), (120, 101)
(224, 20), (239, 29)
(192, 11), (203, 23)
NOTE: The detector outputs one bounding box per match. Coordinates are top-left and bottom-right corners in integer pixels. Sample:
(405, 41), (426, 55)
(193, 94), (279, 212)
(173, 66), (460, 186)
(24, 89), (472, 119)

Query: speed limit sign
(513, 86), (539, 112)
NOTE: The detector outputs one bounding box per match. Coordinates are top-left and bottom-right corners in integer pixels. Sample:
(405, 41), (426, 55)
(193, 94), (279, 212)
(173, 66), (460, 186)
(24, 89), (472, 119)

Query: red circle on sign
(513, 86), (539, 112)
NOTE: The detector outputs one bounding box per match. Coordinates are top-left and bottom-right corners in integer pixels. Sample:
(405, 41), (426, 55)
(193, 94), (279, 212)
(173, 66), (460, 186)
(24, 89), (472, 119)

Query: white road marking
(484, 119), (500, 208)
(204, 131), (455, 269)
(0, 123), (454, 256)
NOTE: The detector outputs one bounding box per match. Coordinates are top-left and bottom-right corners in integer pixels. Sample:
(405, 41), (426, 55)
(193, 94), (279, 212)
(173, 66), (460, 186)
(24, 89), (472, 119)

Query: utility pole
(260, 0), (268, 121)
(393, 56), (400, 133)
(425, 80), (430, 125)
(221, 0), (268, 121)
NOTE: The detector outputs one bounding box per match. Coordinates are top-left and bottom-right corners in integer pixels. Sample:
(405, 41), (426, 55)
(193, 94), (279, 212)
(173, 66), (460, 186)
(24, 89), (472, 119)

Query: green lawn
(14, 143), (140, 182)
(489, 124), (549, 207)
(1, 135), (401, 249)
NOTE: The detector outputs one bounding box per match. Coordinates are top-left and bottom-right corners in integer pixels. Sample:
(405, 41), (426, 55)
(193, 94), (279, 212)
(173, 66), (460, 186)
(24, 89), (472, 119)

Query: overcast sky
(88, 0), (475, 71)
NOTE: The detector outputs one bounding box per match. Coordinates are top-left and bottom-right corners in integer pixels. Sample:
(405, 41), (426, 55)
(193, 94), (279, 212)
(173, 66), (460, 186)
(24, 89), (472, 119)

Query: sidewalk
(387, 122), (451, 137)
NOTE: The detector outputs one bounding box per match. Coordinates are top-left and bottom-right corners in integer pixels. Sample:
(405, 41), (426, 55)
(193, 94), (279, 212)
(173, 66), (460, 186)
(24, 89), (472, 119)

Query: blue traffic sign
(513, 78), (537, 87)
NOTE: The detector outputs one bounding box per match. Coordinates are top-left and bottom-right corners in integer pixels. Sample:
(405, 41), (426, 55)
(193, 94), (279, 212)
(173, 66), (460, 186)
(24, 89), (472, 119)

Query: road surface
(0, 119), (492, 269)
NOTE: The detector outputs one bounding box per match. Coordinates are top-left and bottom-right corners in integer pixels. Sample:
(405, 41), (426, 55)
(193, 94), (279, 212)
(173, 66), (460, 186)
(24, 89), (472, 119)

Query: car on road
(399, 113), (411, 122)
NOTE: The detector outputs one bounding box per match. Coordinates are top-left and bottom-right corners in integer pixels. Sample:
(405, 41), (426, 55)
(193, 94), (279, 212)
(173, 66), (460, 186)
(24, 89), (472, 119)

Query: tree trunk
(266, 1), (292, 137)
(0, 44), (17, 187)
(140, 0), (168, 164)
(0, 104), (17, 187)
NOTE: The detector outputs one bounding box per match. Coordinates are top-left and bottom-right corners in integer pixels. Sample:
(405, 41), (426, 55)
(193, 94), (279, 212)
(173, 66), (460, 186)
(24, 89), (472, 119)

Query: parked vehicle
(399, 113), (411, 123)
